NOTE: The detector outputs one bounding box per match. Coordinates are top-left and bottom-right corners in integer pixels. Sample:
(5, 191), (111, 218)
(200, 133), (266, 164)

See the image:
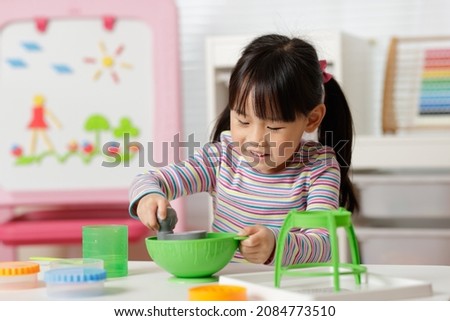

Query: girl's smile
(230, 108), (306, 174)
(245, 148), (271, 164)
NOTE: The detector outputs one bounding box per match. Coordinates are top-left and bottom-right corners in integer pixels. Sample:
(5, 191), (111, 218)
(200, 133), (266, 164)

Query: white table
(1, 261), (450, 300)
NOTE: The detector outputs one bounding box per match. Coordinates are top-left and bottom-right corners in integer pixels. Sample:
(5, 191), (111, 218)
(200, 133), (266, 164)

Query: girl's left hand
(238, 225), (275, 264)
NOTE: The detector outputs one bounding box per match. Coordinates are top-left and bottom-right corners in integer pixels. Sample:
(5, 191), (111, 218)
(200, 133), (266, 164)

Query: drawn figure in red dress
(27, 95), (62, 154)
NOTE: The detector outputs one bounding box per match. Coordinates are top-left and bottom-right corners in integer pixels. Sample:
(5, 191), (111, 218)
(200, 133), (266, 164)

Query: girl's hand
(238, 225), (276, 264)
(136, 194), (171, 231)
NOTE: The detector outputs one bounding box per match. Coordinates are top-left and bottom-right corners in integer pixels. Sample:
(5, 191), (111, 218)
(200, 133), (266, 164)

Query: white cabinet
(205, 33), (450, 265)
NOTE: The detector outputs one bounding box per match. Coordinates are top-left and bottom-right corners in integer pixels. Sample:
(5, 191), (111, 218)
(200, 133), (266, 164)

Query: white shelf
(205, 35), (450, 171)
(352, 135), (450, 170)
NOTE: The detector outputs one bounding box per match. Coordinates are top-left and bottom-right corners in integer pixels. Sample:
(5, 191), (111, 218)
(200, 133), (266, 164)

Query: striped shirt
(129, 131), (340, 265)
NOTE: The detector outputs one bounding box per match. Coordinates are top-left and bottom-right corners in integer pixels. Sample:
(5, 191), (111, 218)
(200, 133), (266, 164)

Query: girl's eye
(238, 120), (249, 126)
(267, 126), (283, 132)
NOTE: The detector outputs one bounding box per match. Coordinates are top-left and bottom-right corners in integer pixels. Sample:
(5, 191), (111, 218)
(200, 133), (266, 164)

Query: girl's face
(230, 106), (309, 174)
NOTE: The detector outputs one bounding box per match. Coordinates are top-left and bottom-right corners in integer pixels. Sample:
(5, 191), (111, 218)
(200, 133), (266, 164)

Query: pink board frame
(0, 0), (185, 228)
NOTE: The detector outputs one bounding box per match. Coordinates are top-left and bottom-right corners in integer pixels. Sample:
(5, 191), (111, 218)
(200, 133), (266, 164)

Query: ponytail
(321, 78), (359, 212)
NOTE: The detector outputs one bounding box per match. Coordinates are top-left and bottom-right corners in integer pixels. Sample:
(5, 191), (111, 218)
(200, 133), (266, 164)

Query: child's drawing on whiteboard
(0, 8), (159, 191)
(27, 94), (62, 154)
(11, 94), (141, 166)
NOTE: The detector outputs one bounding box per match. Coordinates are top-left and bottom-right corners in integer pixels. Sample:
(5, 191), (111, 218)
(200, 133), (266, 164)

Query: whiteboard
(0, 19), (153, 191)
(0, 0), (181, 206)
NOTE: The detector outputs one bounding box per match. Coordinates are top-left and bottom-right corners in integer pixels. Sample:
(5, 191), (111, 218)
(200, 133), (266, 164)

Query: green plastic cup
(82, 225), (128, 278)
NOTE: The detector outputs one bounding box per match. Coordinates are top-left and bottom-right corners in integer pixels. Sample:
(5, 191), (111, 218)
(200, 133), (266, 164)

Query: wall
(174, 0), (450, 230)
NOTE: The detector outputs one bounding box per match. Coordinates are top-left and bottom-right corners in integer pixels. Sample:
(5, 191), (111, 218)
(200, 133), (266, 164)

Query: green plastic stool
(274, 208), (366, 292)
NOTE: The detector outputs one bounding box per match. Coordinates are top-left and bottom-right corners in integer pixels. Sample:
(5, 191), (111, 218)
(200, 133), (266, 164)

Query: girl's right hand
(136, 194), (171, 231)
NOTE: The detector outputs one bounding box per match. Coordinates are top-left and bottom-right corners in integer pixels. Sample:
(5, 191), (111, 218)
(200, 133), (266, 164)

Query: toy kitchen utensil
(157, 207), (207, 240)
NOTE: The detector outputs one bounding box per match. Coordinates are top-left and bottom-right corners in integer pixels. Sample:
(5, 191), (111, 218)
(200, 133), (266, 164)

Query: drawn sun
(84, 42), (132, 83)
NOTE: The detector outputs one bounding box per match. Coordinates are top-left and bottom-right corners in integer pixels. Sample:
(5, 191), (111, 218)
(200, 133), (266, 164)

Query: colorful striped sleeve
(128, 142), (221, 217)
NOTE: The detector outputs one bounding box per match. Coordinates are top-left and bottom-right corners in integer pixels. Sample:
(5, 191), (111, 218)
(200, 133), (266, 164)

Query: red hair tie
(319, 60), (332, 84)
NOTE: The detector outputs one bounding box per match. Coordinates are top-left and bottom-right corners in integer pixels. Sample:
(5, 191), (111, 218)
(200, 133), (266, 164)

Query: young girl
(129, 34), (358, 266)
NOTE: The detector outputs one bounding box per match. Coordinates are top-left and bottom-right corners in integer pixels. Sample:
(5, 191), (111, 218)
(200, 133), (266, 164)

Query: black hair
(210, 34), (358, 212)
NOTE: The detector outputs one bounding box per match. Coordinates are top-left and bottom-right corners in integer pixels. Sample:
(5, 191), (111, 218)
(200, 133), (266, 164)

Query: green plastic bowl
(145, 232), (241, 278)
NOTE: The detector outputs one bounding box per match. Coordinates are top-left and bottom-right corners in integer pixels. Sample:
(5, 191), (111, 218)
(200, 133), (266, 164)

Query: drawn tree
(84, 114), (110, 153)
(113, 117), (140, 139)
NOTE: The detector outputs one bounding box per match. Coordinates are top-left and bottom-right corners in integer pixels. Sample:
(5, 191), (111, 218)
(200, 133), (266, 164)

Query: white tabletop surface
(1, 261), (450, 301)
